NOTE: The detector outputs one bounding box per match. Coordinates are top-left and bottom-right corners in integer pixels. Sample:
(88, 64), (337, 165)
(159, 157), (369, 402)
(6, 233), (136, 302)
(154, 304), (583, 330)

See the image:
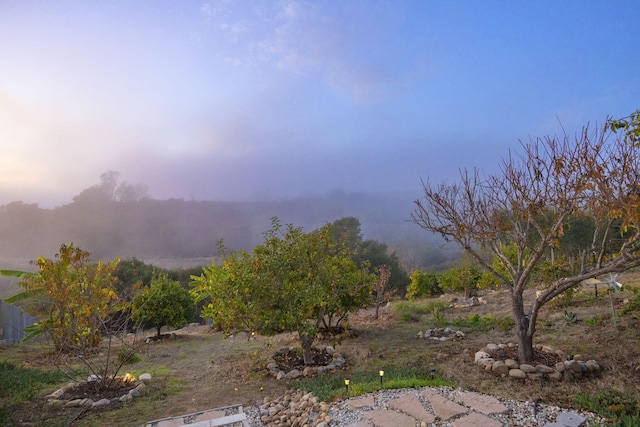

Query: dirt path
(132, 327), (293, 422)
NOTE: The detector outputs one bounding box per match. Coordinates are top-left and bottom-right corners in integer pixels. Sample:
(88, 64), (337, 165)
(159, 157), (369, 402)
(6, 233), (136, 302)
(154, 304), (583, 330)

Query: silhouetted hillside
(0, 191), (460, 274)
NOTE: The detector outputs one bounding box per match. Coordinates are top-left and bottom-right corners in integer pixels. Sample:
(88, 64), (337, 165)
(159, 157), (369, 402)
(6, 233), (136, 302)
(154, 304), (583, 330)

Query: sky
(0, 1), (638, 208)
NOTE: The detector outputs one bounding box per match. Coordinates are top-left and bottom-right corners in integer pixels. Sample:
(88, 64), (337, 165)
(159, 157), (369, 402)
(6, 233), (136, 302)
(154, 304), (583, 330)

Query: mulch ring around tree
(271, 347), (336, 372)
(60, 379), (137, 401)
(145, 333), (181, 343)
(491, 346), (564, 367)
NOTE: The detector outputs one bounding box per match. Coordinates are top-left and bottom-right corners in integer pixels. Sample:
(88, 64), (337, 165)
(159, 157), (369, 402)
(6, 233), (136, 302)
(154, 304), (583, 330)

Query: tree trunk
(299, 332), (315, 365)
(512, 294), (534, 363)
(156, 326), (162, 338)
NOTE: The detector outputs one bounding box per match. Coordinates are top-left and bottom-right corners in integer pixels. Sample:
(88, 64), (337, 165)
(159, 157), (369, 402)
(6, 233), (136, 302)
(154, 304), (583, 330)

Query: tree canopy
(5, 243), (120, 352)
(132, 273), (195, 338)
(412, 114), (640, 362)
(191, 218), (373, 365)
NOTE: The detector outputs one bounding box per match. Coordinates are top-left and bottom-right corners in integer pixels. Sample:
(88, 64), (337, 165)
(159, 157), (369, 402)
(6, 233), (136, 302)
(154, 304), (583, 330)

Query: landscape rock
(44, 373), (152, 410)
(509, 369), (527, 379)
(92, 398), (111, 407)
(267, 344), (349, 379)
(474, 351), (491, 363)
(419, 327), (465, 341)
(259, 388), (331, 427)
(476, 343), (600, 383)
(505, 359), (519, 369)
(139, 373), (152, 381)
(491, 360), (509, 375)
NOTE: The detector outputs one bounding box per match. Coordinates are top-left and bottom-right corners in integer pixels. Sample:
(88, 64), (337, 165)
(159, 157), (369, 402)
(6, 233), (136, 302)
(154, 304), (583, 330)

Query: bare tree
(411, 121), (640, 362)
(373, 265), (392, 320)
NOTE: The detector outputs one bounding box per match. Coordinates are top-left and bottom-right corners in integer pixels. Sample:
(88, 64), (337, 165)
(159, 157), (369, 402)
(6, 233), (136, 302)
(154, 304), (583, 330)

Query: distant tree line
(0, 173), (459, 271)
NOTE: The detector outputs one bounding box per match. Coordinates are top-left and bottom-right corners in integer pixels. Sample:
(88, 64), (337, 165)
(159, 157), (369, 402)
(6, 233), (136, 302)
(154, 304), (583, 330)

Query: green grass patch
(574, 390), (640, 427)
(585, 315), (607, 328)
(452, 313), (514, 332)
(0, 360), (66, 425)
(392, 299), (448, 324)
(294, 366), (454, 402)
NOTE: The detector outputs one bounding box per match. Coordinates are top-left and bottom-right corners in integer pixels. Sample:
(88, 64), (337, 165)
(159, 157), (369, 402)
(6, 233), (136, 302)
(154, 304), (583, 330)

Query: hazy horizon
(1, 1), (638, 209)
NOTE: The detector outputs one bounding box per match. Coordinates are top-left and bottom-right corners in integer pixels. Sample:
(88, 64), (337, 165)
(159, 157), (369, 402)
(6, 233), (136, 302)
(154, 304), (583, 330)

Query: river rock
(509, 369), (527, 379)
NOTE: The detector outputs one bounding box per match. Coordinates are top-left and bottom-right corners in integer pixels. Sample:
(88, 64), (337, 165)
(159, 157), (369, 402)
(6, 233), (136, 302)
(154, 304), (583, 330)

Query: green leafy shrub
(0, 361), (65, 424)
(574, 390), (640, 426)
(564, 311), (578, 323)
(453, 314), (514, 332)
(585, 315), (606, 328)
(550, 286), (577, 308)
(133, 272), (196, 338)
(439, 264), (482, 297)
(406, 270), (442, 300)
(118, 347), (142, 364)
(391, 300), (432, 323)
(425, 300), (448, 325)
(622, 287), (640, 315)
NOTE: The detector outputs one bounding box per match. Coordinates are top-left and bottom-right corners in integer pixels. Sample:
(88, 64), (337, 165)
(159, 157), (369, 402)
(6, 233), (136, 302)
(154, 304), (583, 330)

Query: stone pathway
(342, 390), (587, 427)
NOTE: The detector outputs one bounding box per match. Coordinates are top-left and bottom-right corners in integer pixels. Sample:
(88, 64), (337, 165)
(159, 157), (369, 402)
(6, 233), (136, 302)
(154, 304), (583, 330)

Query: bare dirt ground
(5, 272), (640, 426)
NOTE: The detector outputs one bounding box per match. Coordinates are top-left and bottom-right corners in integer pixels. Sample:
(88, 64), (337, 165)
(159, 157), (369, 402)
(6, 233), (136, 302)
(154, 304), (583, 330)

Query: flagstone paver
(421, 389), (467, 420)
(452, 412), (503, 427)
(387, 393), (436, 424)
(347, 394), (376, 409)
(192, 410), (226, 423)
(458, 391), (509, 414)
(556, 411), (587, 426)
(362, 409), (417, 427)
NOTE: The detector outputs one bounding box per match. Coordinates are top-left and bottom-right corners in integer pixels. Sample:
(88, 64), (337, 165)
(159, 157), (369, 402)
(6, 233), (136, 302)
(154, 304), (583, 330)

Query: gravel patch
(241, 386), (607, 426)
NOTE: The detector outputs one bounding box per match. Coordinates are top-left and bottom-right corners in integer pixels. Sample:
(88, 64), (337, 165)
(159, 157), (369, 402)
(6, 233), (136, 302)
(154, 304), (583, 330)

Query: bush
(622, 286), (640, 315)
(406, 270), (442, 300)
(0, 361), (65, 424)
(439, 264), (482, 297)
(133, 273), (196, 337)
(453, 314), (514, 332)
(425, 300), (447, 325)
(391, 300), (432, 323)
(574, 390), (640, 426)
(585, 315), (606, 328)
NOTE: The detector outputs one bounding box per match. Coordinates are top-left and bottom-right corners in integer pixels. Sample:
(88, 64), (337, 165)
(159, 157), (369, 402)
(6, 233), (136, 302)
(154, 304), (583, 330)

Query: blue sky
(0, 1), (638, 207)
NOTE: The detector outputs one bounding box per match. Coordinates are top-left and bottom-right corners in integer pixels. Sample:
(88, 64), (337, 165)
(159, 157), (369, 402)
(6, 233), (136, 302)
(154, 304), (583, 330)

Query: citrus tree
(132, 272), (195, 338)
(406, 270), (442, 300)
(192, 218), (372, 365)
(5, 243), (120, 352)
(412, 114), (640, 362)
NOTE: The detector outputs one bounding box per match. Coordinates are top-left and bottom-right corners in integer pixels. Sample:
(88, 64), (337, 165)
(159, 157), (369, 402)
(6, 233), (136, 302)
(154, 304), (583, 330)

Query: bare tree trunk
(512, 293), (534, 362)
(299, 332), (315, 365)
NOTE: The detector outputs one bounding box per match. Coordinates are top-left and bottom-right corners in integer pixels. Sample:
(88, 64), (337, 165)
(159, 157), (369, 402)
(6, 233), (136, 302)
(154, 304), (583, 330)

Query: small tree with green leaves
(406, 270), (442, 300)
(4, 243), (120, 352)
(133, 273), (195, 338)
(439, 262), (483, 297)
(192, 218), (372, 365)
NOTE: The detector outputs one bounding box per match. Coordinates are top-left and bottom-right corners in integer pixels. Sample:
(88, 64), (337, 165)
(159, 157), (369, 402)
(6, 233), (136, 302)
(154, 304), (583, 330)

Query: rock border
(475, 343), (601, 381)
(417, 327), (465, 341)
(44, 373), (153, 408)
(259, 388), (331, 426)
(266, 344), (346, 380)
